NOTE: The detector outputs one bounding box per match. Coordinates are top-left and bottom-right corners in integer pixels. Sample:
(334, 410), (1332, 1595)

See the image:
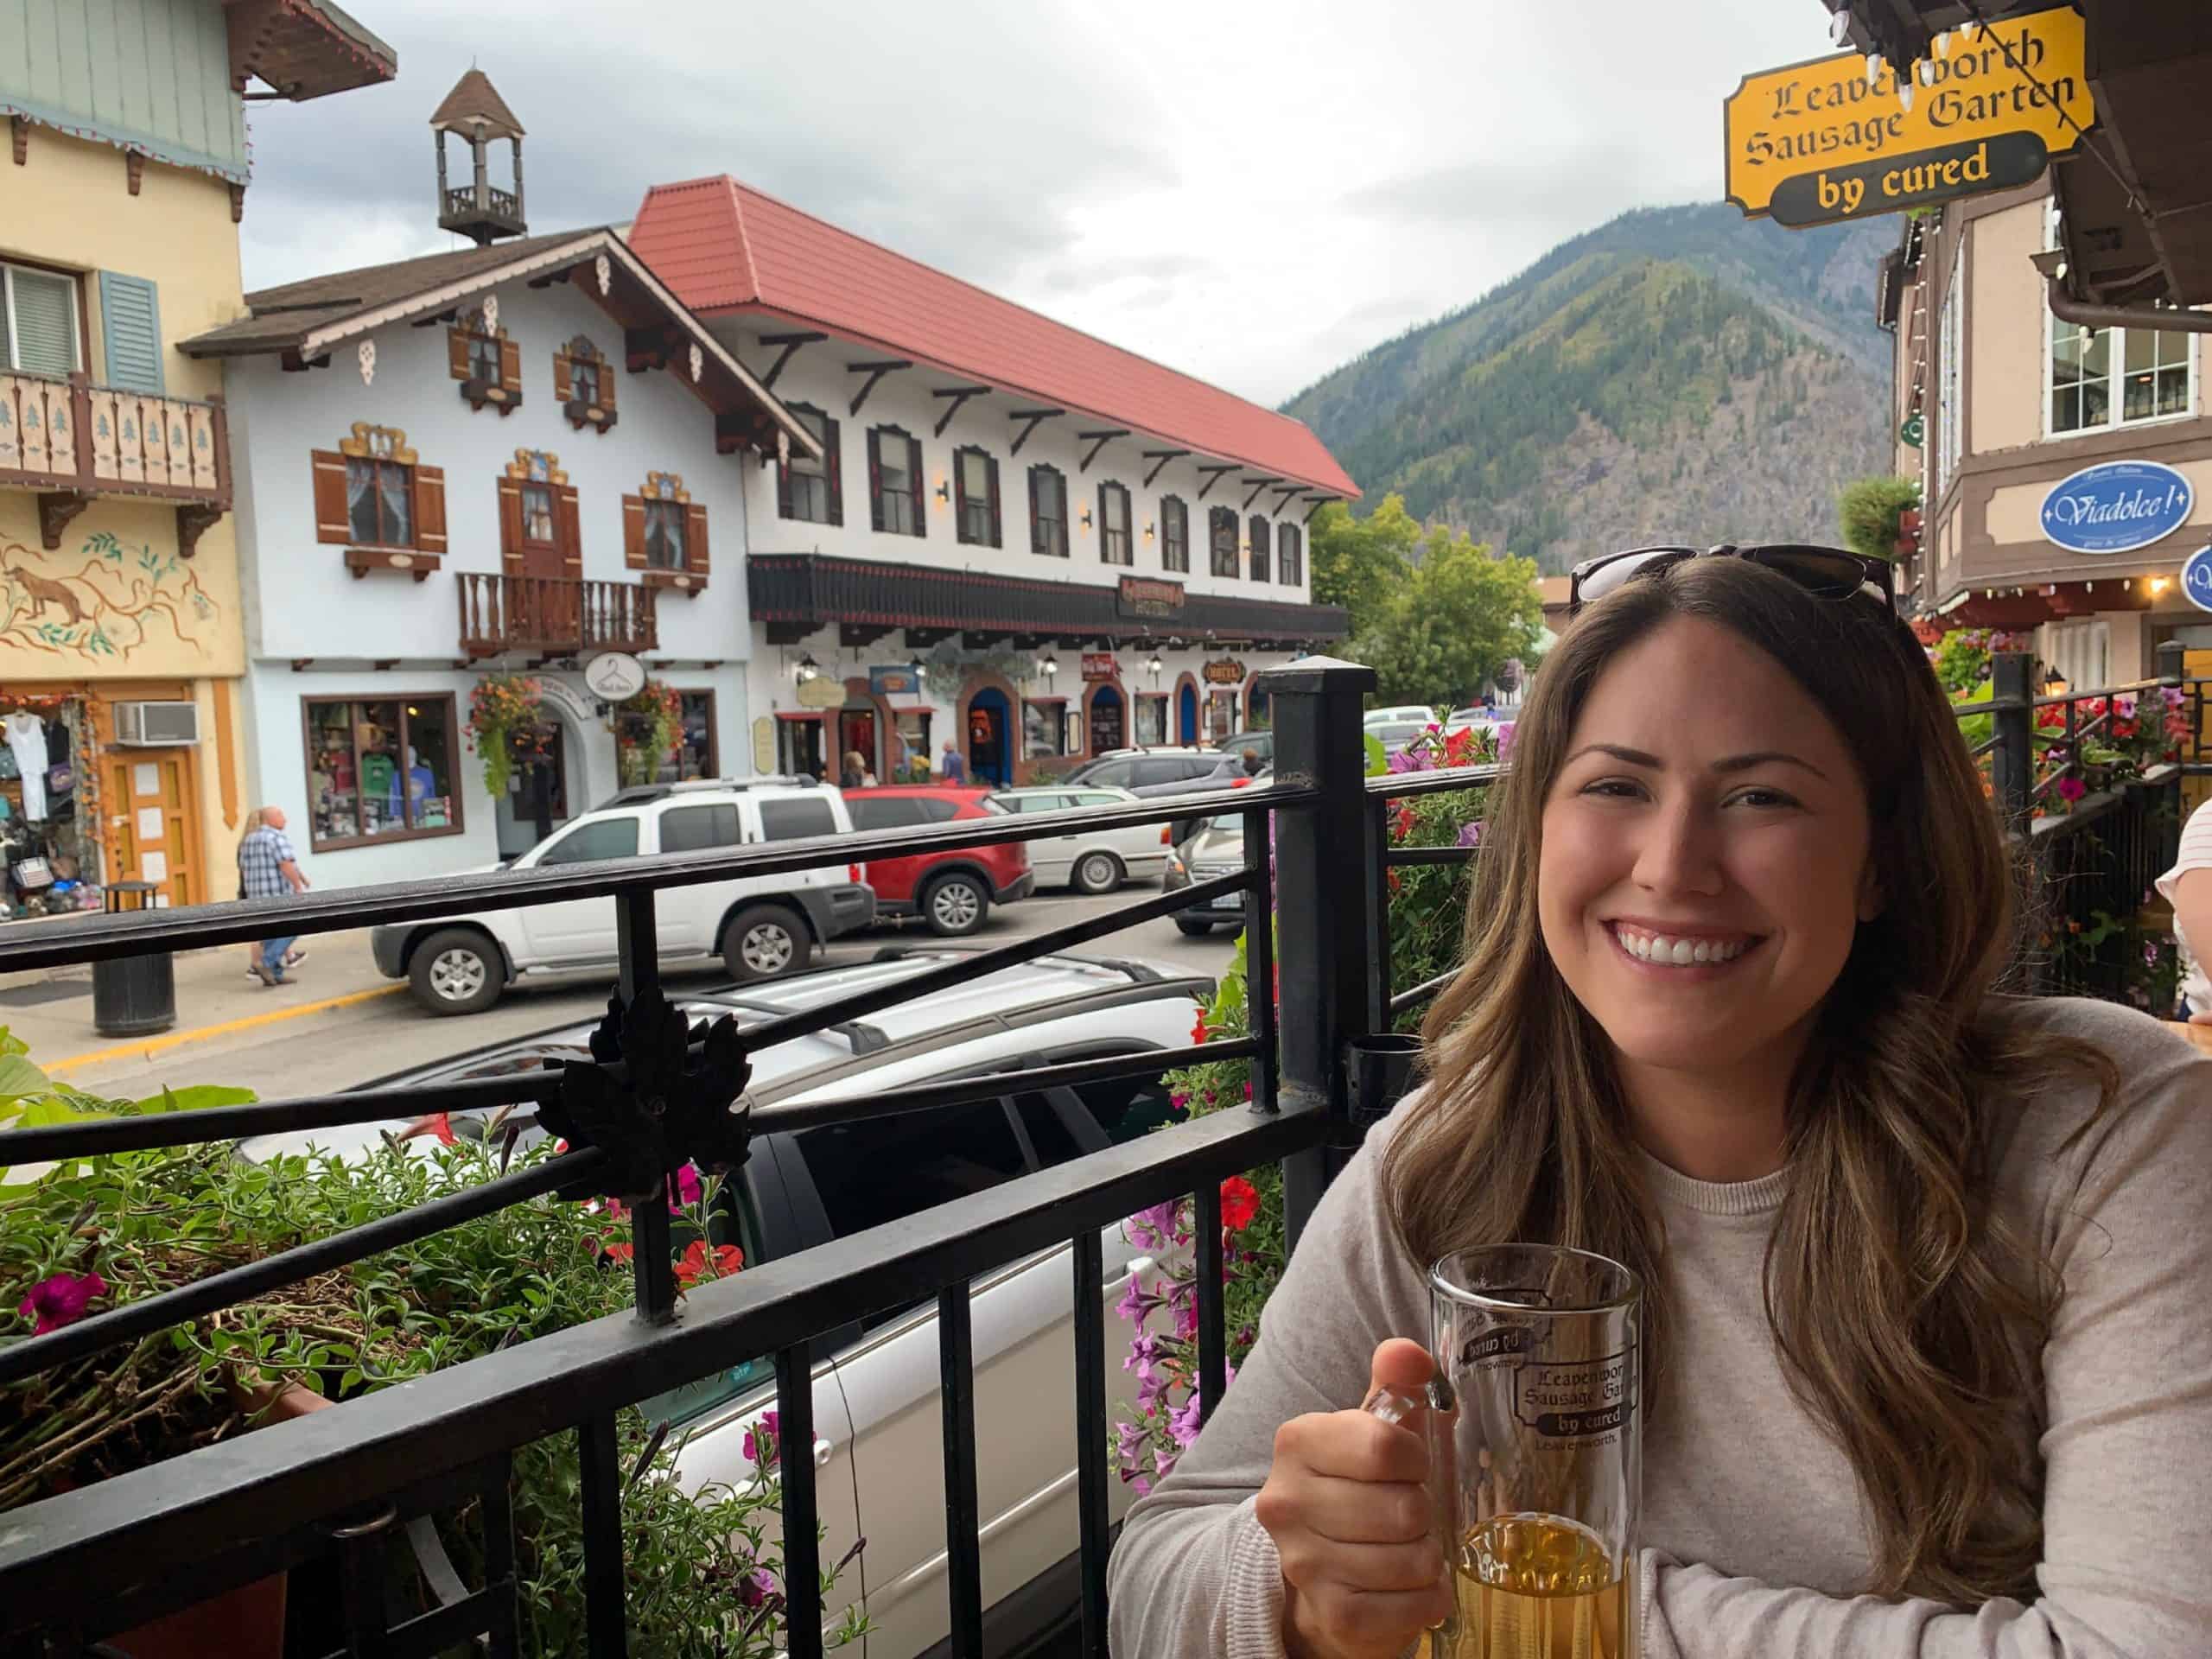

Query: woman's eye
(1728, 786), (1800, 810)
(1580, 778), (1643, 799)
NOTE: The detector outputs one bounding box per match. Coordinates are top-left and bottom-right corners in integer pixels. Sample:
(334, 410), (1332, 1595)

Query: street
(0, 885), (1238, 1103)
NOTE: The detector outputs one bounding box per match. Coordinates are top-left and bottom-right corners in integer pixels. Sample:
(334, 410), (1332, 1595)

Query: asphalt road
(20, 884), (1238, 1103)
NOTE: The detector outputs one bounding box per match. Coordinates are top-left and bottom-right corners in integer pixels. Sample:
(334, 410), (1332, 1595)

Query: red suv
(842, 785), (1033, 936)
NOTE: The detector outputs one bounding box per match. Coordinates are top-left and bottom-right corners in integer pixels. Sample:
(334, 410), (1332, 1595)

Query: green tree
(1308, 494), (1420, 638)
(1348, 524), (1547, 708)
(1836, 474), (1920, 564)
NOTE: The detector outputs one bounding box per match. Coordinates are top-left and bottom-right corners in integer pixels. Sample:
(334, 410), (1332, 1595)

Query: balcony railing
(444, 184), (524, 224)
(0, 654), (2202, 1659)
(0, 371), (231, 549)
(457, 572), (658, 658)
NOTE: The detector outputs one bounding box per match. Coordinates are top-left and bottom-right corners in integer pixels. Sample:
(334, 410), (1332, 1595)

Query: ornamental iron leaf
(540, 987), (752, 1200)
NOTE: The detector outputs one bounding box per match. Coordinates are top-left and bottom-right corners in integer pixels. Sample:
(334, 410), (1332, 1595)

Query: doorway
(1178, 683), (1198, 745)
(838, 703), (879, 779)
(967, 689), (1012, 786)
(778, 715), (828, 782)
(495, 719), (569, 860)
(101, 749), (200, 906)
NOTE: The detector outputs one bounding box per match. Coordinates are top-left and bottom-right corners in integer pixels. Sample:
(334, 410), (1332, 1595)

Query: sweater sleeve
(2154, 797), (2212, 905)
(1107, 1120), (1433, 1658)
(1637, 1018), (2212, 1658)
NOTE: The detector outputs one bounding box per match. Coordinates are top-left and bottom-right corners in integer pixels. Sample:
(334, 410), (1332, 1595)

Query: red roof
(627, 175), (1358, 499)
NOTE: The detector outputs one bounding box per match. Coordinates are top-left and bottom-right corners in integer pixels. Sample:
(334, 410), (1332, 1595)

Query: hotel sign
(1724, 10), (2090, 228)
(1117, 575), (1186, 620)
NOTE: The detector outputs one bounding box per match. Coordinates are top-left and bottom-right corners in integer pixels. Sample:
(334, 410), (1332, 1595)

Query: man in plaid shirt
(238, 805), (309, 985)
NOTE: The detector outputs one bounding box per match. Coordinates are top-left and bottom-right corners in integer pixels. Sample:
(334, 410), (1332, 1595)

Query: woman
(839, 750), (867, 791)
(1110, 551), (2211, 1656)
(2156, 795), (2212, 1021)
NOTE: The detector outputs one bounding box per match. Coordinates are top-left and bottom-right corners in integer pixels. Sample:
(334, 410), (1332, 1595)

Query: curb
(43, 982), (407, 1077)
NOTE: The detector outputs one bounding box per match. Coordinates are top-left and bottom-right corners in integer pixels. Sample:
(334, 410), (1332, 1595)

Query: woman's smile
(1605, 919), (1764, 973)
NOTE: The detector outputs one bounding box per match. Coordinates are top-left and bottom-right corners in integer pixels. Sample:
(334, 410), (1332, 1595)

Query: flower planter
(107, 1380), (329, 1659)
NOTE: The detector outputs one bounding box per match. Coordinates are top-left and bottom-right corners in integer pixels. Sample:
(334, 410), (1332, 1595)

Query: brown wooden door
(103, 748), (200, 906)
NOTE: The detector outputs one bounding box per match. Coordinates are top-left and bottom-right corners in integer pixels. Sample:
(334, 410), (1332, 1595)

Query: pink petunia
(18, 1271), (107, 1335)
(2057, 775), (2087, 803)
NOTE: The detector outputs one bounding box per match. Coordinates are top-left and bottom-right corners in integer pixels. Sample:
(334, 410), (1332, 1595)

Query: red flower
(599, 1241), (635, 1266)
(1219, 1176), (1261, 1233)
(676, 1240), (744, 1287)
(1192, 1010), (1211, 1046)
(394, 1112), (456, 1147)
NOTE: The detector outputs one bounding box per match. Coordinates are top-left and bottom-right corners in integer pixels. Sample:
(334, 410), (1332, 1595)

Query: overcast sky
(241, 1), (1839, 408)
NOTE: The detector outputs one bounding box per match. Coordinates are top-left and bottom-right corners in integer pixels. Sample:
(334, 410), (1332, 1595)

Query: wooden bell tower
(431, 69), (527, 246)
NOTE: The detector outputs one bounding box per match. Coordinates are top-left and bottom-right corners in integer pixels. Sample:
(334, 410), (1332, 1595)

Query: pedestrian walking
(238, 805), (309, 986)
(938, 741), (967, 785)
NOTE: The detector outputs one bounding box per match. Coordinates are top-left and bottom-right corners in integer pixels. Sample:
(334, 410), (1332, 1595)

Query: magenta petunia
(18, 1271), (107, 1335)
(2057, 775), (2087, 803)
(742, 1408), (780, 1469)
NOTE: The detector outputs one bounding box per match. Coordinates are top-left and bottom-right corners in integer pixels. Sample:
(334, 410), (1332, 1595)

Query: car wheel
(1071, 850), (1124, 894)
(409, 928), (504, 1016)
(923, 872), (989, 936)
(722, 905), (811, 981)
(1175, 917), (1214, 938)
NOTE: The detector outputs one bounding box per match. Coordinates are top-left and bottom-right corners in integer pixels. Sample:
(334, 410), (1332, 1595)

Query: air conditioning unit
(111, 701), (200, 747)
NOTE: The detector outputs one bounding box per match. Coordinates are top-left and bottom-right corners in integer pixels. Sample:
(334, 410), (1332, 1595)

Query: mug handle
(1363, 1382), (1459, 1653)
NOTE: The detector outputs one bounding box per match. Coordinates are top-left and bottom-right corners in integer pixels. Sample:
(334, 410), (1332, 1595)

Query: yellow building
(0, 2), (392, 912)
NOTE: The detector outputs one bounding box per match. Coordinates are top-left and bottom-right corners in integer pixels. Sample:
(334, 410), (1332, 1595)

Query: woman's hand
(1257, 1338), (1452, 1659)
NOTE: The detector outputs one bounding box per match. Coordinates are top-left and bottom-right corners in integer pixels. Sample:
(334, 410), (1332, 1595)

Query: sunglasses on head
(1567, 543), (1896, 618)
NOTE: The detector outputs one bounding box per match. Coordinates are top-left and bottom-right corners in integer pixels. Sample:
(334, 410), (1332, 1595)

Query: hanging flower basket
(465, 674), (545, 798)
(615, 680), (684, 787)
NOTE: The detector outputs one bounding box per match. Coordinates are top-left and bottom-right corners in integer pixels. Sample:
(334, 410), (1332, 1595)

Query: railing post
(1262, 655), (1378, 1252)
(1989, 652), (2034, 838)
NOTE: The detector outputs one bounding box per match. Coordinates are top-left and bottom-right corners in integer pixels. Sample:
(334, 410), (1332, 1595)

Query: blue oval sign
(2183, 546), (2212, 615)
(2040, 459), (2195, 555)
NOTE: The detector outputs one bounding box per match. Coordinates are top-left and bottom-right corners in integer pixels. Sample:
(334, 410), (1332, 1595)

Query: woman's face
(1538, 616), (1878, 1085)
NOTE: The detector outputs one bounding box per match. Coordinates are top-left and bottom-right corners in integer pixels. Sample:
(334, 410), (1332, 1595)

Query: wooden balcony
(457, 573), (658, 659)
(0, 371), (232, 554)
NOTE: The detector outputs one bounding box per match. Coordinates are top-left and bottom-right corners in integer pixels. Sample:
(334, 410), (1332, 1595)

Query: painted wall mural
(0, 531), (219, 660)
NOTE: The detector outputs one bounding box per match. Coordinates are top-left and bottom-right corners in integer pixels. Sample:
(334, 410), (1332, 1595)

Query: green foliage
(1345, 527), (1546, 708)
(1836, 474), (1920, 564)
(1308, 495), (1418, 637)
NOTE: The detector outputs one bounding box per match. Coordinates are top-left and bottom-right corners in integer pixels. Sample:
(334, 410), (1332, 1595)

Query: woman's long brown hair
(1383, 557), (2116, 1604)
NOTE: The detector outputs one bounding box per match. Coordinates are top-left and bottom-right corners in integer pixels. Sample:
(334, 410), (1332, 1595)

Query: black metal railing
(0, 662), (1379, 1659)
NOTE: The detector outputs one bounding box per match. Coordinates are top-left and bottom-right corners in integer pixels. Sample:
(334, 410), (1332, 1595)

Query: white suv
(369, 780), (875, 1014)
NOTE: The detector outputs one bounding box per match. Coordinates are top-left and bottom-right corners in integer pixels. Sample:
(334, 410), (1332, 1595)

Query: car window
(1080, 759), (1134, 787)
(758, 797), (837, 841)
(1131, 758), (1190, 786)
(1185, 756), (1228, 779)
(658, 804), (741, 855)
(920, 796), (967, 822)
(536, 815), (639, 866)
(1075, 792), (1122, 809)
(796, 1099), (1028, 1239)
(993, 793), (1054, 814)
(846, 796), (931, 831)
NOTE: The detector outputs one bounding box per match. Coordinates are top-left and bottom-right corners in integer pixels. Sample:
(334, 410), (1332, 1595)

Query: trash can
(92, 880), (175, 1039)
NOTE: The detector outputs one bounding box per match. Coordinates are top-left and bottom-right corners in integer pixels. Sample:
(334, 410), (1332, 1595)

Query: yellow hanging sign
(1724, 10), (2092, 227)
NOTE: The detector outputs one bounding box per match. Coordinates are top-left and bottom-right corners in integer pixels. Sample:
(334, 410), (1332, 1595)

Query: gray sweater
(1109, 997), (2212, 1656)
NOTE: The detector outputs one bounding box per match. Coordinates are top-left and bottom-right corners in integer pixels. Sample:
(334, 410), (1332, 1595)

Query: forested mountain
(1284, 204), (1897, 574)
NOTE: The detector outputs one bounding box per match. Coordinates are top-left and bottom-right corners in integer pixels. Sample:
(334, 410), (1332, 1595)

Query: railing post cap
(1255, 655), (1376, 693)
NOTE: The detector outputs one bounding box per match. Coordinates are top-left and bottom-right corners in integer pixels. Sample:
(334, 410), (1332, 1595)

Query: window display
(1023, 700), (1067, 761)
(893, 710), (931, 779)
(305, 696), (461, 850)
(0, 696), (102, 919)
(1135, 695), (1168, 747)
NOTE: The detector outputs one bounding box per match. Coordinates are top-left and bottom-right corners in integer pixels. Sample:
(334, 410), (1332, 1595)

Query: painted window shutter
(556, 485), (582, 573)
(1029, 467), (1041, 552)
(596, 359), (616, 416)
(685, 503), (709, 576)
(414, 466), (448, 554)
(906, 435), (925, 537)
(96, 271), (163, 394)
(824, 415), (843, 525)
(622, 494), (647, 568)
(776, 442), (794, 518)
(499, 338), (522, 397)
(986, 454), (1001, 548)
(553, 351), (573, 404)
(447, 328), (473, 380)
(497, 477), (524, 573)
(953, 448), (971, 544)
(311, 450), (350, 543)
(867, 428), (884, 532)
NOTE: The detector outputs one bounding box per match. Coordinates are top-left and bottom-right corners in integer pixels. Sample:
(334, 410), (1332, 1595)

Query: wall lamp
(794, 652), (821, 684)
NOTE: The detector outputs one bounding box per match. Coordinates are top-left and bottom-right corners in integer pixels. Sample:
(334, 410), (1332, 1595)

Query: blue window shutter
(97, 272), (165, 395)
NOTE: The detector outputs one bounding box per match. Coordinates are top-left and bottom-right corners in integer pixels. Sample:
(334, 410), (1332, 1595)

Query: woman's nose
(1630, 794), (1726, 897)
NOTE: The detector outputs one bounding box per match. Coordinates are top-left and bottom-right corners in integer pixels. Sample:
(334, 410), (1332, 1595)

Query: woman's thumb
(1366, 1337), (1436, 1408)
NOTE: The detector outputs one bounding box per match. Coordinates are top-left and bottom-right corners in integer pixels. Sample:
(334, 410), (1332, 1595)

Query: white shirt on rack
(2, 711), (48, 822)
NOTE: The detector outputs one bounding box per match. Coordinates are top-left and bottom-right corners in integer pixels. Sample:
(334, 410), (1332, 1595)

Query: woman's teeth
(1613, 925), (1752, 966)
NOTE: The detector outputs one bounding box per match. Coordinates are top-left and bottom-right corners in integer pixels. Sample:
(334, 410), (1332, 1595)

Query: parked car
(1363, 704), (1438, 727)
(1444, 706), (1508, 737)
(1366, 719), (1434, 752)
(1162, 815), (1249, 936)
(842, 784), (1032, 936)
(1060, 747), (1224, 791)
(1211, 728), (1274, 768)
(369, 780), (874, 1015)
(987, 784), (1170, 892)
(244, 950), (1211, 1659)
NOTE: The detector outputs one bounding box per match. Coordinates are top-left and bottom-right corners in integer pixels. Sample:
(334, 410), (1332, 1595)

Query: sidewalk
(0, 928), (398, 1078)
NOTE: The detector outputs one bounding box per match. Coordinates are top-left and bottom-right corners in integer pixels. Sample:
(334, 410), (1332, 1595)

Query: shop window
(2, 262), (80, 375)
(1210, 506), (1238, 577)
(1023, 699), (1068, 760)
(312, 424), (448, 566)
(892, 709), (931, 779)
(1135, 695), (1168, 747)
(678, 690), (717, 779)
(1205, 689), (1238, 743)
(1249, 515), (1271, 583)
(779, 404), (842, 525)
(1278, 523), (1304, 587)
(956, 445), (1001, 547)
(302, 696), (462, 851)
(778, 716), (827, 781)
(616, 688), (715, 785)
(554, 334), (616, 433)
(1030, 464), (1069, 557)
(868, 425), (925, 537)
(1099, 481), (1133, 566)
(624, 472), (709, 588)
(1160, 495), (1189, 574)
(448, 306), (522, 412)
(0, 695), (96, 915)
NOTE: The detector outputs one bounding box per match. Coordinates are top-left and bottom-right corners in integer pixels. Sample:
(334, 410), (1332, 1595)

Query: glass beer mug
(1367, 1244), (1643, 1659)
